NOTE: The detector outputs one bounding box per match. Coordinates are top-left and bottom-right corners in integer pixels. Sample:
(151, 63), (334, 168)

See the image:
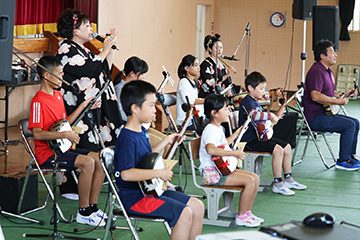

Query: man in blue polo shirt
(303, 39), (360, 171)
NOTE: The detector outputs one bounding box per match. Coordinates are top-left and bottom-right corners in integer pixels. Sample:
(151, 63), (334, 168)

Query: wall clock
(270, 12), (285, 27)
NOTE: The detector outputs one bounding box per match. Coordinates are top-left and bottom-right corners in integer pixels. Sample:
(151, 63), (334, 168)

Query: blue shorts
(127, 190), (190, 228)
(41, 148), (90, 170)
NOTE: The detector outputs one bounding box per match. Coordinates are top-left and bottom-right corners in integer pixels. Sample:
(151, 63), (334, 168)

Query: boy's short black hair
(313, 39), (334, 61)
(37, 55), (62, 80)
(121, 80), (156, 116)
(244, 71), (267, 92)
(204, 94), (227, 120)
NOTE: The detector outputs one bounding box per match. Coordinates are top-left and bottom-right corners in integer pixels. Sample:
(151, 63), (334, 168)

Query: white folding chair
(188, 138), (243, 227)
(100, 147), (171, 240)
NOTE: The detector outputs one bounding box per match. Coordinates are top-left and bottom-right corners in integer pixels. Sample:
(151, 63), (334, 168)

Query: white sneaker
(76, 212), (106, 227)
(284, 180), (307, 190)
(235, 215), (261, 227)
(61, 193), (79, 201)
(247, 212), (264, 224)
(94, 209), (108, 219)
(272, 182), (295, 196)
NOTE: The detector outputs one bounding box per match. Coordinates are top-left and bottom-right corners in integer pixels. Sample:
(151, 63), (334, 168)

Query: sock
(90, 204), (99, 213)
(79, 206), (92, 216)
(284, 173), (292, 179)
(273, 177), (282, 183)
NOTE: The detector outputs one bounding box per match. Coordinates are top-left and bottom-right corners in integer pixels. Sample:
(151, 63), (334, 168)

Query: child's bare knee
(273, 145), (284, 156)
(78, 156), (95, 172)
(179, 207), (193, 225)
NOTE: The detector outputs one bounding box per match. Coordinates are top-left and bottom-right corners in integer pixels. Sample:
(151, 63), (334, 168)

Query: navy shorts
(245, 137), (289, 153)
(41, 148), (90, 170)
(127, 190), (191, 228)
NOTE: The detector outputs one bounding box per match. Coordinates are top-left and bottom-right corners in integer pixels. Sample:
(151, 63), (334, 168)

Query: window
(348, 0), (360, 31)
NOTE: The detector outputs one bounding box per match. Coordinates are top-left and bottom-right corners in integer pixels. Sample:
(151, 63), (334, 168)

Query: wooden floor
(0, 126), (30, 178)
(1, 101), (360, 239)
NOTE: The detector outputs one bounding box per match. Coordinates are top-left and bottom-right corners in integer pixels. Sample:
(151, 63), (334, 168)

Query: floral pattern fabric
(56, 39), (122, 151)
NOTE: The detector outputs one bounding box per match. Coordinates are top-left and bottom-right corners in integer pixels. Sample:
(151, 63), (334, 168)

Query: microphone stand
(12, 47), (76, 90)
(76, 96), (141, 239)
(228, 22), (252, 77)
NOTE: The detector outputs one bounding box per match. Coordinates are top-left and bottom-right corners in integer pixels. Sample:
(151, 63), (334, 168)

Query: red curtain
(74, 0), (98, 24)
(14, 0), (97, 36)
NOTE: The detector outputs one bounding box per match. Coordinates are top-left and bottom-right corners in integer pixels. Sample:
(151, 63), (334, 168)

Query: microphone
(221, 55), (239, 61)
(156, 92), (165, 105)
(91, 33), (119, 51)
(245, 22), (251, 31)
(181, 103), (191, 113)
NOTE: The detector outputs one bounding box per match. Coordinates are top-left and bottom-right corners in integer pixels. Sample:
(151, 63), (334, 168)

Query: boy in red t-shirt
(28, 56), (105, 226)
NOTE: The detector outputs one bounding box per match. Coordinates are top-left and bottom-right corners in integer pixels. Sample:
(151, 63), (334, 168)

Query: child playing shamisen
(114, 80), (204, 240)
(238, 71), (307, 196)
(199, 93), (263, 227)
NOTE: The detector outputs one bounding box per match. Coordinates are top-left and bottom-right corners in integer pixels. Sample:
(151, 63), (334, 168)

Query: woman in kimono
(56, 9), (122, 198)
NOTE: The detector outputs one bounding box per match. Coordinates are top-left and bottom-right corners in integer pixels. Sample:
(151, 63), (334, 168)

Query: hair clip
(73, 14), (78, 29)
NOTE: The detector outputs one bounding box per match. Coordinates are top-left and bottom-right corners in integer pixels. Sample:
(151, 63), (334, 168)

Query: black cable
(0, 215), (37, 225)
(1, 225), (97, 235)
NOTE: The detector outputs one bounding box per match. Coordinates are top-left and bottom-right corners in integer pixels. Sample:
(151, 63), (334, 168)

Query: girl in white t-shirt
(176, 54), (204, 130)
(200, 94), (263, 227)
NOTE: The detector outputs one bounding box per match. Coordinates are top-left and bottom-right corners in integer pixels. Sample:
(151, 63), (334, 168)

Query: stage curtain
(339, 0), (355, 41)
(14, 0), (97, 36)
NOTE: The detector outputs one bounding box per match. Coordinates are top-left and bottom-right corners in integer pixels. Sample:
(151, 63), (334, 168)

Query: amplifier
(0, 175), (38, 213)
(12, 65), (28, 85)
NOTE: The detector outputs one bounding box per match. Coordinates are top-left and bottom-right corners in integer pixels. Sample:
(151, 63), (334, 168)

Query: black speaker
(0, 0), (15, 85)
(0, 175), (38, 214)
(313, 6), (339, 51)
(292, 0), (317, 20)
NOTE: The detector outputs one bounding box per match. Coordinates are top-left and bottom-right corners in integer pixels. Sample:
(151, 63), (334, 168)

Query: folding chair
(100, 147), (171, 240)
(188, 138), (243, 227)
(17, 119), (74, 222)
(291, 93), (337, 169)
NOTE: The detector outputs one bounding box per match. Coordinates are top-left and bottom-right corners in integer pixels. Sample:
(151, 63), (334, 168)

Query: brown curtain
(14, 0), (97, 36)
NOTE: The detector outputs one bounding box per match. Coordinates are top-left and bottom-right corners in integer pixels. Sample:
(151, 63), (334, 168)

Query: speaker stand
(0, 206), (43, 224)
(300, 19), (307, 84)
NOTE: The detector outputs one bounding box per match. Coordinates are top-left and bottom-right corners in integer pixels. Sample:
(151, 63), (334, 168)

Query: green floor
(1, 100), (360, 239)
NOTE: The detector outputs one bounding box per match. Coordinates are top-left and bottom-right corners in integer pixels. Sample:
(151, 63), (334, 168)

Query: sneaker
(351, 158), (360, 165)
(247, 211), (264, 224)
(272, 182), (295, 196)
(94, 209), (108, 220)
(61, 193), (79, 201)
(284, 180), (307, 190)
(76, 212), (106, 227)
(335, 160), (360, 171)
(235, 215), (261, 227)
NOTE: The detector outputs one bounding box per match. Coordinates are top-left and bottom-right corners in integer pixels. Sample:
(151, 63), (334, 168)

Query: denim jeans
(309, 114), (359, 161)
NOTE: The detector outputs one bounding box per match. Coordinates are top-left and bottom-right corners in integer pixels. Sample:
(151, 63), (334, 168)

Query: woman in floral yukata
(56, 9), (122, 198)
(56, 8), (122, 151)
